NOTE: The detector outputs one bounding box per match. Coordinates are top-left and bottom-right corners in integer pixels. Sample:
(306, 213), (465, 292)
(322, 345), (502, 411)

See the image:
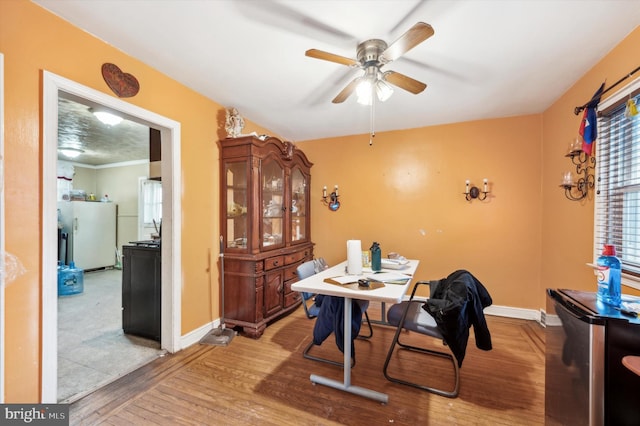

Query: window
(56, 162), (74, 201)
(142, 179), (162, 225)
(594, 79), (640, 289)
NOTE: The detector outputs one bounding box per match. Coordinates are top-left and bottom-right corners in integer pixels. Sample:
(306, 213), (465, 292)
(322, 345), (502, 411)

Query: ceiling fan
(306, 22), (434, 105)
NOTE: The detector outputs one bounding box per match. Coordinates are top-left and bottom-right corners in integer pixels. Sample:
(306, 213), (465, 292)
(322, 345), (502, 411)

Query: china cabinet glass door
(291, 167), (307, 243)
(225, 161), (248, 249)
(261, 159), (284, 249)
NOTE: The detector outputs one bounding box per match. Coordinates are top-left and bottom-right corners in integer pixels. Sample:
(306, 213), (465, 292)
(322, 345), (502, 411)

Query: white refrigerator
(58, 201), (117, 270)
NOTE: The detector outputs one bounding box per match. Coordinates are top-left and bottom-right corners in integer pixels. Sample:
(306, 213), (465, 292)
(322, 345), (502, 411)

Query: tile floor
(57, 268), (165, 403)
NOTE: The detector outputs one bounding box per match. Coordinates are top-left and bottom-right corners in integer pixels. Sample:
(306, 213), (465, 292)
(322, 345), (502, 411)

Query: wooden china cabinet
(219, 135), (313, 338)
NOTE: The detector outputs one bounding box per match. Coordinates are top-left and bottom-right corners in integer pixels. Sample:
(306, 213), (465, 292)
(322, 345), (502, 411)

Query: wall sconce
(321, 185), (340, 211)
(464, 179), (490, 201)
(560, 138), (596, 201)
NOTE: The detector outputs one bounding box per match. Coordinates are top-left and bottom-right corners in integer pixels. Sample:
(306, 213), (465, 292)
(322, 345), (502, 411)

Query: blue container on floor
(58, 261), (84, 296)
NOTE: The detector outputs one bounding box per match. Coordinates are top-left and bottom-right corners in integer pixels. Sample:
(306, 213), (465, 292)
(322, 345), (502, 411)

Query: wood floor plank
(151, 385), (257, 424)
(70, 344), (213, 424)
(71, 309), (545, 425)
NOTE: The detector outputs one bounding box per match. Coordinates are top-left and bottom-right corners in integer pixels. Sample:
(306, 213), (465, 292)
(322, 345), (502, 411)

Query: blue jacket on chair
(312, 294), (367, 358)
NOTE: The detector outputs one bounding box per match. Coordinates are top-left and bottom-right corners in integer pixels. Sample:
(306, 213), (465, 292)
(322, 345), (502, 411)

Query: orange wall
(0, 0), (274, 401)
(300, 115), (543, 305)
(2, 0), (638, 403)
(540, 25), (640, 307)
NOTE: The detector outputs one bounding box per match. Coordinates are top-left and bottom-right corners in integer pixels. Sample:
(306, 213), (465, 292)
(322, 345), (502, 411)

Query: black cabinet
(122, 245), (161, 341)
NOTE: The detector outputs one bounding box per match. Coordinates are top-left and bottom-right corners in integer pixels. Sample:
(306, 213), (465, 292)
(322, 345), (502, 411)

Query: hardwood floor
(70, 304), (545, 425)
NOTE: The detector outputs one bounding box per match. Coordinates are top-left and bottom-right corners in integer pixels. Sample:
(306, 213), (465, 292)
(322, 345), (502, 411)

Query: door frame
(42, 71), (182, 402)
(0, 52), (5, 403)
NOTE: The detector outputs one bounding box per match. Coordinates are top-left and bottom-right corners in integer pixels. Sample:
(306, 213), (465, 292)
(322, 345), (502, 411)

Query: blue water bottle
(596, 244), (621, 307)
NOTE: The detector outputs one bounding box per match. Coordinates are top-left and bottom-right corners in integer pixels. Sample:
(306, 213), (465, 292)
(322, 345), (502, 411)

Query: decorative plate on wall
(101, 63), (140, 98)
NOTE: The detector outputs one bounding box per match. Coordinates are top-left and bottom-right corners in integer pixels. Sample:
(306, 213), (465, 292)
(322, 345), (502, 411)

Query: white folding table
(291, 259), (419, 404)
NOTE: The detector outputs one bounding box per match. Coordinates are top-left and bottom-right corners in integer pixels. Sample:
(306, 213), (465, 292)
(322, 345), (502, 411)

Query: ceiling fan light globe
(356, 91), (373, 106)
(375, 80), (393, 102)
(356, 79), (373, 105)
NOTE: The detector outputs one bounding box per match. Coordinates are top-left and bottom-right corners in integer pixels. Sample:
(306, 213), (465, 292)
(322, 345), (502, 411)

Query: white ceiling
(57, 95), (150, 166)
(35, 0), (640, 142)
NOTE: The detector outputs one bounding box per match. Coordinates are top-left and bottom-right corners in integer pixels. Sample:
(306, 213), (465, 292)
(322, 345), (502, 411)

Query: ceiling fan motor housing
(357, 39), (388, 67)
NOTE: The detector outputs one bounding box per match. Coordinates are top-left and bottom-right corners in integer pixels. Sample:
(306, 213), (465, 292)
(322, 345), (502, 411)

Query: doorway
(0, 52), (5, 403)
(42, 71), (182, 403)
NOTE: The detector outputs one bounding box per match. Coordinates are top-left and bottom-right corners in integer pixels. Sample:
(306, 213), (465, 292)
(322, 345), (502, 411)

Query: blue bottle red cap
(603, 245), (616, 256)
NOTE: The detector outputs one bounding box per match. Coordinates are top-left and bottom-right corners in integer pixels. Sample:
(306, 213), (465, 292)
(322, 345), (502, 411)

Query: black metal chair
(296, 259), (373, 367)
(383, 280), (460, 398)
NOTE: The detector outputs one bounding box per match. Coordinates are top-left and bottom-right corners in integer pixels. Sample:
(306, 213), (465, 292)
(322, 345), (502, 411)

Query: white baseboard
(178, 305), (543, 350)
(179, 318), (222, 349)
(484, 304), (541, 322)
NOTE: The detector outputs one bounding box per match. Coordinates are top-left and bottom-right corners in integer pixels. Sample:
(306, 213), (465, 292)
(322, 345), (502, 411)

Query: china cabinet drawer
(284, 263), (301, 282)
(284, 290), (301, 307)
(264, 255), (285, 271)
(285, 249), (310, 265)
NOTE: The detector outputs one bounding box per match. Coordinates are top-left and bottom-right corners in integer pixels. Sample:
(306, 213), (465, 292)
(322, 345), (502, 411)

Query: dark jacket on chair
(312, 295), (366, 358)
(422, 269), (493, 367)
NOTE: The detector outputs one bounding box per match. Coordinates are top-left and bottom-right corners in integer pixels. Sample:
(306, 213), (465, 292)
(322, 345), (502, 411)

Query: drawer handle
(273, 260), (279, 266)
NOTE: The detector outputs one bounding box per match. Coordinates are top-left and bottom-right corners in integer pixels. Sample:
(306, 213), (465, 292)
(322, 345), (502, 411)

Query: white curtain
(56, 162), (74, 201)
(142, 180), (162, 225)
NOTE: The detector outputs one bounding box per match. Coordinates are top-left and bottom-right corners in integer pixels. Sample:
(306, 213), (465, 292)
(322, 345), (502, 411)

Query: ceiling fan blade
(383, 71), (427, 94)
(332, 78), (361, 103)
(380, 22), (434, 63)
(306, 49), (359, 67)
(237, 1), (356, 46)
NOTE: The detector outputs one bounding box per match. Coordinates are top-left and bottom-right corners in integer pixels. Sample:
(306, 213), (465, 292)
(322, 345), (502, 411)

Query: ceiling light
(356, 69), (394, 105)
(92, 110), (123, 126)
(375, 79), (394, 102)
(356, 78), (373, 106)
(355, 69), (395, 146)
(58, 147), (84, 159)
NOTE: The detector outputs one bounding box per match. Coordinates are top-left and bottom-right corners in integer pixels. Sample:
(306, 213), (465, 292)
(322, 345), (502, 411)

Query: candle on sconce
(334, 185), (339, 196)
(572, 137), (583, 152)
(562, 172), (573, 186)
(323, 186), (327, 198)
(483, 178), (488, 193)
(465, 180), (470, 194)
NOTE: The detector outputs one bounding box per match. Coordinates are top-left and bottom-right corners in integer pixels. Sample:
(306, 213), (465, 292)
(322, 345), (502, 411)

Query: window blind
(595, 91), (640, 284)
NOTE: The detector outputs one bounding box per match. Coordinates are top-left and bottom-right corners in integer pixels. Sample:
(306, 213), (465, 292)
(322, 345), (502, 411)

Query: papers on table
(380, 258), (411, 270)
(324, 276), (360, 285)
(366, 272), (411, 284)
(323, 272), (411, 286)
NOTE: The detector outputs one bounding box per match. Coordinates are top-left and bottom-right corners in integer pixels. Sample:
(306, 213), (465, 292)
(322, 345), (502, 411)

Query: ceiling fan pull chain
(369, 95), (376, 146)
